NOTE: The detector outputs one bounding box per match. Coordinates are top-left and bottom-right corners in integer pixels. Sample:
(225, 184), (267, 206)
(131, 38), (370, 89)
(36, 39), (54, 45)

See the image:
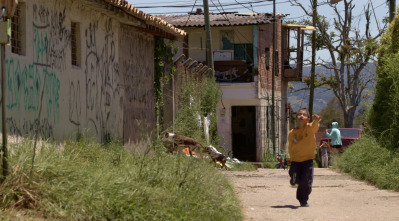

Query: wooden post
(203, 0), (214, 73)
(390, 0), (396, 23)
(309, 0), (317, 118)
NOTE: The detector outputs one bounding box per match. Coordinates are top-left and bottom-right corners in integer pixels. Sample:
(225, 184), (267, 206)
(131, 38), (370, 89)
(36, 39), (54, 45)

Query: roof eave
(101, 0), (187, 40)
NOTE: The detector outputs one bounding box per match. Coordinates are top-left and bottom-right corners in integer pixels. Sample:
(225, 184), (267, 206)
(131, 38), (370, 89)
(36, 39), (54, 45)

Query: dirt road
(222, 168), (399, 221)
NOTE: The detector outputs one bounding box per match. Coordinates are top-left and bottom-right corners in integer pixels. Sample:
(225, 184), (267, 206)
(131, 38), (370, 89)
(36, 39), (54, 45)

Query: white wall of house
(3, 0), (156, 142)
(216, 82), (259, 155)
(217, 83), (283, 161)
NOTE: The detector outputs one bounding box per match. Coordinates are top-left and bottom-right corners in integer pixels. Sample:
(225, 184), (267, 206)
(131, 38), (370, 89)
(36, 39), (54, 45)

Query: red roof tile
(102, 0), (186, 38)
(161, 12), (286, 27)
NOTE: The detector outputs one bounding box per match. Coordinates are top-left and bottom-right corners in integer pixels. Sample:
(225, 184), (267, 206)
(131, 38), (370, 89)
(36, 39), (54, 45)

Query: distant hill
(288, 63), (376, 113)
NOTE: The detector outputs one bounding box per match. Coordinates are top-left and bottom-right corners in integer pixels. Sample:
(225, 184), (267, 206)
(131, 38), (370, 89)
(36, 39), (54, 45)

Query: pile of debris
(162, 132), (243, 169)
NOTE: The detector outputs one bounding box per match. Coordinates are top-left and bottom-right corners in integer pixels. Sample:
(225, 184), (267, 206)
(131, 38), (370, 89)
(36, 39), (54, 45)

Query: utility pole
(390, 0), (396, 23)
(0, 12), (7, 180)
(203, 0), (214, 73)
(309, 0), (317, 118)
(271, 0), (276, 156)
(0, 0), (18, 182)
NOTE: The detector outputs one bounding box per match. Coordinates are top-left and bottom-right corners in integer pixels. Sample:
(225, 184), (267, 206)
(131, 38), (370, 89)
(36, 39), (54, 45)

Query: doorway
(232, 106), (257, 161)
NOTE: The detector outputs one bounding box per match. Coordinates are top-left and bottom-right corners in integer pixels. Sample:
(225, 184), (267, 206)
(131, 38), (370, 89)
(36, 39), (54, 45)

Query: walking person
(288, 108), (322, 207)
(325, 122), (342, 153)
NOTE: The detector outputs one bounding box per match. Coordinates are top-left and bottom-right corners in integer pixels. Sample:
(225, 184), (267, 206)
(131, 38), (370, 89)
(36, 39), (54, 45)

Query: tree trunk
(343, 108), (355, 128)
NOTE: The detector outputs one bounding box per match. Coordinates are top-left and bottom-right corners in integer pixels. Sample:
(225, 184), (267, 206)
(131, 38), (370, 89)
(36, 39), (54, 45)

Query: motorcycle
(275, 153), (289, 170)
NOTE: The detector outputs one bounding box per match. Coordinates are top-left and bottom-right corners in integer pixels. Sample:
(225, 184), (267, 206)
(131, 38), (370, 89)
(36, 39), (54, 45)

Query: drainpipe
(271, 0), (276, 156)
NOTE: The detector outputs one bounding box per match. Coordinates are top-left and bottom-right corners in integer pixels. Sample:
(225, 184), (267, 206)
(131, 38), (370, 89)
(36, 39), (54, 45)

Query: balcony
(214, 60), (254, 83)
(284, 66), (302, 81)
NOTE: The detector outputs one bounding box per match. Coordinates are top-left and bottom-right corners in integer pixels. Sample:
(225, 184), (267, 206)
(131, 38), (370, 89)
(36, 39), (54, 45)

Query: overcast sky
(127, 0), (390, 62)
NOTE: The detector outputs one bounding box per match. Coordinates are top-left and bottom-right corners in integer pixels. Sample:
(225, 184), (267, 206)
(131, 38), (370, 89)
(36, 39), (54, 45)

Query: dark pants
(289, 160), (314, 203)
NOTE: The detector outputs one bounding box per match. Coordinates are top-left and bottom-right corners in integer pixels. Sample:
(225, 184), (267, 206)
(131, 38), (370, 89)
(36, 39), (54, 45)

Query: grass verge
(0, 138), (243, 220)
(335, 135), (399, 191)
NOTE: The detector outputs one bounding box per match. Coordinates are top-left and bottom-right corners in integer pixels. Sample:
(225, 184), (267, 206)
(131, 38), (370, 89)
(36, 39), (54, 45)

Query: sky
(127, 0), (390, 62)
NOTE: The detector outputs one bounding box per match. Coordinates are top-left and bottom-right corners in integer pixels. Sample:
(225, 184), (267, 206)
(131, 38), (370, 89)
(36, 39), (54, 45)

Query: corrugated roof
(161, 12), (286, 27)
(102, 0), (186, 38)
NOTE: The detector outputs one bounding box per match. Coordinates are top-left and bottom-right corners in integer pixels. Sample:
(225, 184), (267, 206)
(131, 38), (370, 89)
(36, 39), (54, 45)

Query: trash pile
(162, 132), (245, 169)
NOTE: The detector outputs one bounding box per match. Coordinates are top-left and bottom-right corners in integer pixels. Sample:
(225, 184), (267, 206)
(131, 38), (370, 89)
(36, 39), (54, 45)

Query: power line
(185, 0), (198, 26)
(135, 0), (273, 8)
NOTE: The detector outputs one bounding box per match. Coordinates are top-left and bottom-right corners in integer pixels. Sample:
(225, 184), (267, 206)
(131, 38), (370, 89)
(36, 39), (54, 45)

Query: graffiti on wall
(5, 59), (60, 124)
(5, 3), (68, 139)
(120, 26), (155, 142)
(82, 18), (121, 140)
(7, 118), (54, 138)
(69, 81), (81, 126)
(121, 30), (154, 108)
(33, 3), (70, 71)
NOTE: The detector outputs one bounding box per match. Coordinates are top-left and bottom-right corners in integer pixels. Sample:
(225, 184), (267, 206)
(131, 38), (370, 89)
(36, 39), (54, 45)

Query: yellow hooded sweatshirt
(288, 120), (320, 162)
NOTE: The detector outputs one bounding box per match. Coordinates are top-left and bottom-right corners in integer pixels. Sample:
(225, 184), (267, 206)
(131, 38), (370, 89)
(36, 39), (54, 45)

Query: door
(232, 106), (257, 161)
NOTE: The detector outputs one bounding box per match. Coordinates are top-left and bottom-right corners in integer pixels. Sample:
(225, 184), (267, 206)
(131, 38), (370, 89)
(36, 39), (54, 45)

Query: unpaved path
(222, 168), (399, 221)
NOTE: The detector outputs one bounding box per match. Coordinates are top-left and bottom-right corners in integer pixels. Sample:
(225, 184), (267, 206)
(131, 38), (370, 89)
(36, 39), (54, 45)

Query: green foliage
(229, 162), (257, 171)
(336, 136), (399, 190)
(353, 105), (368, 128)
(0, 139), (243, 220)
(154, 38), (177, 136)
(154, 40), (221, 147)
(173, 71), (222, 146)
(369, 15), (399, 149)
(263, 161), (278, 169)
(318, 97), (344, 128)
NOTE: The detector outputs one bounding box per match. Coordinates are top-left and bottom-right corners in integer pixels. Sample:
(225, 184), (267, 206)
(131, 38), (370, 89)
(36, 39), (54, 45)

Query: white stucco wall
(216, 83), (258, 153)
(2, 0), (155, 142)
(216, 82), (284, 161)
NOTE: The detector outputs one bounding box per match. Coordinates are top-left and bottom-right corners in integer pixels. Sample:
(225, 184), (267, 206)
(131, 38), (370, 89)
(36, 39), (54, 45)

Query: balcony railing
(214, 60), (253, 83)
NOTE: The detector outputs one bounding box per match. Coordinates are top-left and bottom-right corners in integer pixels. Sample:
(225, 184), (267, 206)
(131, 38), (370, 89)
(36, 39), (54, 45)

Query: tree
(369, 14), (399, 149)
(318, 97), (344, 128)
(290, 0), (386, 127)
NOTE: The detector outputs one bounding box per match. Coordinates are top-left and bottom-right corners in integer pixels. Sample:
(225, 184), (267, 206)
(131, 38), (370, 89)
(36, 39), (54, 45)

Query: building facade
(3, 0), (185, 143)
(163, 11), (307, 161)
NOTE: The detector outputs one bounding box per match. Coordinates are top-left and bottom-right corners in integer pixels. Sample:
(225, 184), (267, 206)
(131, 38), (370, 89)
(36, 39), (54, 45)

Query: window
(11, 2), (26, 55)
(234, 44), (253, 63)
(71, 22), (81, 66)
(220, 30), (234, 50)
(265, 48), (270, 70)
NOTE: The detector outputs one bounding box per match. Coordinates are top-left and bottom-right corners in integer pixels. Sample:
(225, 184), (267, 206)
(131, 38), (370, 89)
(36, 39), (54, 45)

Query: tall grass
(0, 138), (243, 220)
(335, 135), (399, 191)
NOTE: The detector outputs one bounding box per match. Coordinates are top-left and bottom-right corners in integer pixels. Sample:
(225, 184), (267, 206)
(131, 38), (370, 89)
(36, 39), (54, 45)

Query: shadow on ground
(270, 205), (299, 209)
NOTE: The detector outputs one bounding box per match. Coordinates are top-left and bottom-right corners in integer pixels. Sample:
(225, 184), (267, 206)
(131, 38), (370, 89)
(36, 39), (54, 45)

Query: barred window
(11, 2), (25, 55)
(71, 22), (81, 66)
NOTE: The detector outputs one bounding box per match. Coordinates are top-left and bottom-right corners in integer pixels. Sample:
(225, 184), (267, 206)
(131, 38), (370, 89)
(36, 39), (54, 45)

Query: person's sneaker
(290, 173), (296, 185)
(300, 201), (309, 207)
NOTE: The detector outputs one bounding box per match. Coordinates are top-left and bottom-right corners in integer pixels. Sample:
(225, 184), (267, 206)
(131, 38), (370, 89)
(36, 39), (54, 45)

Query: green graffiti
(24, 64), (41, 111)
(5, 58), (60, 123)
(44, 69), (60, 123)
(33, 27), (49, 65)
(6, 59), (26, 109)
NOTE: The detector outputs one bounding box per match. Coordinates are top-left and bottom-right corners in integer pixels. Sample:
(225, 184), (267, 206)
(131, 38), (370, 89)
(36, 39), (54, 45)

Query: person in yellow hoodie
(288, 108), (322, 207)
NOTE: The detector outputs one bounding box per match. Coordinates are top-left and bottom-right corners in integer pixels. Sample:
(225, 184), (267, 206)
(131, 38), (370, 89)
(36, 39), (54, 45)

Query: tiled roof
(161, 12), (286, 27)
(102, 0), (186, 38)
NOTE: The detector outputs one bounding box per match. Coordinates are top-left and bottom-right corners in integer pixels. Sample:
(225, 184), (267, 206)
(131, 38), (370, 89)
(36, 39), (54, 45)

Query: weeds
(0, 138), (243, 220)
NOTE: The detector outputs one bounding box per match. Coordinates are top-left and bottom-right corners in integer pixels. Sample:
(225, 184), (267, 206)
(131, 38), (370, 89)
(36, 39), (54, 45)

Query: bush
(336, 135), (399, 190)
(369, 15), (399, 149)
(0, 139), (243, 220)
